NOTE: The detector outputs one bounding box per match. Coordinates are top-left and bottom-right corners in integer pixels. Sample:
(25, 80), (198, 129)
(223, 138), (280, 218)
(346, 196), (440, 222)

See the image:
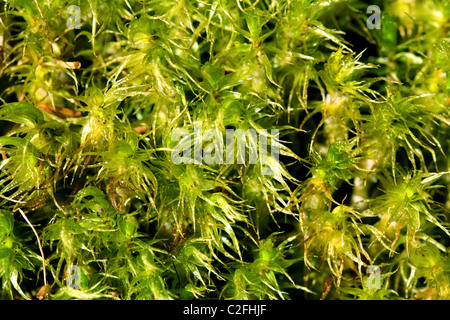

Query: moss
(0, 0), (449, 300)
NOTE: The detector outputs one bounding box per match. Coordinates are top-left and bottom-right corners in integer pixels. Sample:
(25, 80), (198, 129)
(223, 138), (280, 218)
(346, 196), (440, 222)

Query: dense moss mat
(0, 0), (449, 300)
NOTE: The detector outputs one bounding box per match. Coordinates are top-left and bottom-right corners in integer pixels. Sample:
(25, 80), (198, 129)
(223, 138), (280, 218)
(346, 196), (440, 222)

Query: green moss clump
(0, 0), (449, 300)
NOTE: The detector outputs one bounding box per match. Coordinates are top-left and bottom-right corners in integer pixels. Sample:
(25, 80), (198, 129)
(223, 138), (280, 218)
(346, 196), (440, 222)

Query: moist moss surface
(0, 0), (449, 300)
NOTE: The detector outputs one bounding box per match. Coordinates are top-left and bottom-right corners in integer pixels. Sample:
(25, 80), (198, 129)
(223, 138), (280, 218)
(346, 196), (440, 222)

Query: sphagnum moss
(0, 0), (449, 300)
